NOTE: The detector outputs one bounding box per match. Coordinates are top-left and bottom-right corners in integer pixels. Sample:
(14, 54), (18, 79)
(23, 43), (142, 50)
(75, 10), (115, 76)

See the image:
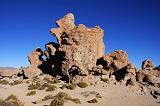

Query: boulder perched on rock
(110, 50), (128, 70)
(28, 47), (43, 66)
(141, 60), (154, 70)
(97, 50), (128, 71)
(50, 13), (105, 78)
(124, 63), (137, 85)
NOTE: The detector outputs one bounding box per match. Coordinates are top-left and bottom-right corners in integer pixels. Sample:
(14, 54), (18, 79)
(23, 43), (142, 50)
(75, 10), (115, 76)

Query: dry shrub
(61, 83), (77, 90)
(0, 80), (9, 85)
(26, 91), (36, 96)
(77, 82), (88, 88)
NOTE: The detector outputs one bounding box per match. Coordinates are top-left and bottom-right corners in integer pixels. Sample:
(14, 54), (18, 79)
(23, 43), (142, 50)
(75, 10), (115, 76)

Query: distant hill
(0, 67), (17, 71)
(0, 67), (18, 77)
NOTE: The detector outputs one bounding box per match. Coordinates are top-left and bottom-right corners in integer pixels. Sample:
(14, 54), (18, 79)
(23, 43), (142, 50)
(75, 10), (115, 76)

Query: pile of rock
(20, 13), (160, 90)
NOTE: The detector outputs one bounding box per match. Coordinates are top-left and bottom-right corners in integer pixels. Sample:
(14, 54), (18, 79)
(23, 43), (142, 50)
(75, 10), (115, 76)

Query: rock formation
(23, 48), (43, 78)
(137, 60), (160, 85)
(24, 13), (160, 90)
(141, 60), (154, 70)
(50, 13), (105, 78)
(97, 50), (128, 71)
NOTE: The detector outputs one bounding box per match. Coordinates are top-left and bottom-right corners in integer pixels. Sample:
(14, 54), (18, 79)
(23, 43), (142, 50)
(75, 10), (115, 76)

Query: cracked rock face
(98, 50), (128, 71)
(141, 60), (154, 70)
(50, 13), (105, 77)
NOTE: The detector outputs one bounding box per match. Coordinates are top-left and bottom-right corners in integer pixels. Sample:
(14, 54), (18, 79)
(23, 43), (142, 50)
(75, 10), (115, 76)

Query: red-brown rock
(50, 13), (105, 78)
(141, 60), (154, 70)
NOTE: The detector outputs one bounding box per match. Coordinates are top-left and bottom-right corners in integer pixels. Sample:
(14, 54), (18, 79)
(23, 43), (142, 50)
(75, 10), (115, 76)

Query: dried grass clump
(101, 78), (109, 83)
(46, 85), (57, 92)
(43, 76), (51, 83)
(28, 83), (40, 90)
(9, 80), (22, 86)
(26, 91), (36, 96)
(42, 94), (54, 101)
(50, 97), (64, 106)
(61, 83), (77, 90)
(0, 94), (24, 106)
(0, 80), (9, 85)
(77, 82), (88, 88)
(50, 92), (81, 106)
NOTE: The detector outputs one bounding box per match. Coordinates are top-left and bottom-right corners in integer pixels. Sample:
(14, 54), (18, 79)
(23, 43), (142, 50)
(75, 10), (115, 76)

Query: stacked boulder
(24, 13), (160, 89)
(136, 60), (160, 85)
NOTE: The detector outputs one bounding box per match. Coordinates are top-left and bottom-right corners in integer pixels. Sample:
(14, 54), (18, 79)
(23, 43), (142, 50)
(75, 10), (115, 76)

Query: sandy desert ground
(0, 75), (159, 106)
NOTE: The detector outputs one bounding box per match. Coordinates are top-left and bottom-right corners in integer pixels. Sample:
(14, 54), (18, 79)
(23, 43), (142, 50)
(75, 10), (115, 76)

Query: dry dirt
(0, 77), (159, 106)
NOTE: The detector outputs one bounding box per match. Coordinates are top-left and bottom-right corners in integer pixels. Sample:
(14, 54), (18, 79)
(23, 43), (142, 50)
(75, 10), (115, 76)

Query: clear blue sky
(0, 0), (160, 68)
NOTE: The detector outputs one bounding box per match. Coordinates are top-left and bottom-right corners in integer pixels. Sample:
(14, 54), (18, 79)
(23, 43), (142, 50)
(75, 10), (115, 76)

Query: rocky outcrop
(124, 63), (137, 85)
(136, 61), (160, 85)
(50, 13), (105, 79)
(23, 48), (43, 78)
(98, 50), (128, 71)
(110, 50), (128, 70)
(23, 13), (160, 91)
(141, 60), (154, 70)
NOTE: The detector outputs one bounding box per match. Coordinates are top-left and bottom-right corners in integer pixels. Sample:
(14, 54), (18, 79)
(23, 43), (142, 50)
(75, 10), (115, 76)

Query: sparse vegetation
(0, 80), (9, 85)
(77, 82), (88, 88)
(46, 85), (57, 92)
(50, 97), (64, 106)
(0, 94), (24, 106)
(43, 76), (51, 83)
(5, 94), (18, 101)
(53, 77), (60, 84)
(37, 85), (46, 90)
(61, 83), (77, 90)
(42, 94), (54, 101)
(26, 91), (36, 96)
(43, 76), (60, 84)
(50, 92), (81, 106)
(101, 78), (109, 83)
(28, 83), (40, 90)
(9, 80), (22, 86)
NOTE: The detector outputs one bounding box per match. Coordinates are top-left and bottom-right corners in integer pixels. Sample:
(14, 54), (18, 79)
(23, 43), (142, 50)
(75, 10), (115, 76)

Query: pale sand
(0, 80), (160, 106)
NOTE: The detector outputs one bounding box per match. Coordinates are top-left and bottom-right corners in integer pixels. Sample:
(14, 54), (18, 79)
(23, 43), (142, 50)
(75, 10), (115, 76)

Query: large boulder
(24, 48), (43, 78)
(141, 60), (154, 70)
(110, 50), (128, 70)
(98, 50), (128, 71)
(124, 63), (137, 85)
(28, 47), (43, 66)
(50, 13), (105, 78)
(136, 69), (160, 85)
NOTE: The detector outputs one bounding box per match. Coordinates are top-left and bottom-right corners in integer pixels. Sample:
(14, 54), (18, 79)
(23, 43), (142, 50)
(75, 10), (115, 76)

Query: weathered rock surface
(23, 13), (160, 96)
(136, 69), (160, 85)
(98, 50), (128, 71)
(24, 48), (43, 78)
(50, 13), (105, 78)
(110, 50), (128, 70)
(141, 60), (154, 70)
(71, 75), (96, 84)
(136, 60), (160, 85)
